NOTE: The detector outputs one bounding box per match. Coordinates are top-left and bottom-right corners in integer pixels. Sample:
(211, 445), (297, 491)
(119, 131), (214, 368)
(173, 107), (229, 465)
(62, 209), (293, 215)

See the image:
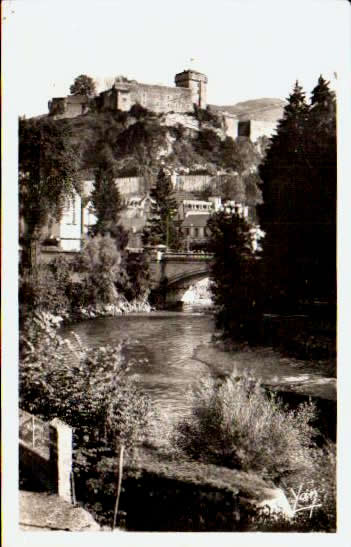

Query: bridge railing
(150, 251), (214, 262)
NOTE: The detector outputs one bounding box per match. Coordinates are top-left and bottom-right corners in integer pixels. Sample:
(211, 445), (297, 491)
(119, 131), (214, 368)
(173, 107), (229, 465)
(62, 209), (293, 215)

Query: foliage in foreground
(20, 312), (154, 529)
(19, 312), (153, 457)
(173, 372), (318, 484)
(172, 372), (336, 531)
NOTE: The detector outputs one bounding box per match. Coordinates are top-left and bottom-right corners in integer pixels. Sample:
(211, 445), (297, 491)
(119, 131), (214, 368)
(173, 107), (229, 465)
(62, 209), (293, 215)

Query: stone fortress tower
(48, 69), (282, 142)
(174, 70), (208, 109)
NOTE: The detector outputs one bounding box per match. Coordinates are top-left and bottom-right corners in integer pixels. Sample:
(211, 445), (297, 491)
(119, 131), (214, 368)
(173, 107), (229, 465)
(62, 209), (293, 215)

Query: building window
(62, 197), (77, 225)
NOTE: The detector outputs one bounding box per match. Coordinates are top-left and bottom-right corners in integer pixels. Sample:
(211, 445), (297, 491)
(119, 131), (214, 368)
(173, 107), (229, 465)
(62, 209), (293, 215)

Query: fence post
(49, 418), (73, 502)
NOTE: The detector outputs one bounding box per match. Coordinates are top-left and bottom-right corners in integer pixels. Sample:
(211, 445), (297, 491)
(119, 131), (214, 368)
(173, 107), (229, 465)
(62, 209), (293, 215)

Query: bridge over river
(148, 251), (213, 304)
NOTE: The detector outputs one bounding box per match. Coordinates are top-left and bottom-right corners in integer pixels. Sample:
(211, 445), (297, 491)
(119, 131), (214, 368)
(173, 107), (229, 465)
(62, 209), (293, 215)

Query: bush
(75, 234), (122, 305)
(194, 106), (223, 129)
(19, 311), (155, 530)
(19, 259), (72, 317)
(129, 104), (149, 119)
(19, 311), (153, 456)
(173, 372), (318, 485)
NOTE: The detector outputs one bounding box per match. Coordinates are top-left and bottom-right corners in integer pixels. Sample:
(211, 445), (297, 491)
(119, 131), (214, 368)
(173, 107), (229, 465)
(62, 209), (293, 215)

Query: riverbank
(40, 295), (153, 329)
(194, 343), (336, 401)
(69, 296), (152, 322)
(21, 311), (336, 531)
(194, 342), (336, 442)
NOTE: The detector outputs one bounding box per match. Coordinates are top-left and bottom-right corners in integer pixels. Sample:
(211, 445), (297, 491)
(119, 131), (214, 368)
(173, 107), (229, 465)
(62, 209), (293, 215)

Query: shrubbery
(19, 312), (154, 528)
(172, 371), (336, 531)
(78, 451), (277, 531)
(74, 234), (122, 306)
(19, 231), (152, 322)
(173, 372), (317, 483)
(19, 258), (73, 318)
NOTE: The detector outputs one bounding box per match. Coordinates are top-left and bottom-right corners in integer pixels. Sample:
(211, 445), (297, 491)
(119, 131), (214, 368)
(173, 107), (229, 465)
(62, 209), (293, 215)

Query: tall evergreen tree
(306, 76), (336, 301)
(259, 82), (311, 309)
(90, 147), (129, 251)
(142, 168), (182, 249)
(259, 78), (336, 310)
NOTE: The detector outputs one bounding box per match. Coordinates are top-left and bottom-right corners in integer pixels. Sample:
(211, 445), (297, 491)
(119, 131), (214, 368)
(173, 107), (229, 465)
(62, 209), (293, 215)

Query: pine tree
(90, 153), (129, 251)
(259, 82), (311, 310)
(306, 76), (336, 301)
(142, 168), (182, 249)
(259, 78), (336, 310)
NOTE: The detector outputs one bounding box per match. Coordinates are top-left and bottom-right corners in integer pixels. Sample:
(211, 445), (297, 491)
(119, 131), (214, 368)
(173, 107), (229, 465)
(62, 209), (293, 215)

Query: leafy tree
(19, 258), (73, 319)
(220, 174), (246, 202)
(120, 251), (151, 302)
(19, 118), (80, 271)
(142, 168), (182, 249)
(207, 209), (263, 343)
(75, 234), (122, 305)
(194, 130), (243, 172)
(70, 74), (96, 97)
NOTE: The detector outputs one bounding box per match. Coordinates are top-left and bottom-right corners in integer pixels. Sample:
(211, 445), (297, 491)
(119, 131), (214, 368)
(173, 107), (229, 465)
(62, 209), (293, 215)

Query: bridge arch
(164, 267), (212, 305)
(166, 267), (211, 288)
(148, 252), (213, 305)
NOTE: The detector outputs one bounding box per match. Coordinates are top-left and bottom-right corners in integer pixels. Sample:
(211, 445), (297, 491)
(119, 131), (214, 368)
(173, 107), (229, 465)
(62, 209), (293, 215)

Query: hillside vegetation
(48, 105), (268, 204)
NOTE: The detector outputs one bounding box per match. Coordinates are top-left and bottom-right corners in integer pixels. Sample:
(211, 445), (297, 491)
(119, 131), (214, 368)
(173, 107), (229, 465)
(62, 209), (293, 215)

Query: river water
(61, 308), (336, 434)
(62, 309), (214, 423)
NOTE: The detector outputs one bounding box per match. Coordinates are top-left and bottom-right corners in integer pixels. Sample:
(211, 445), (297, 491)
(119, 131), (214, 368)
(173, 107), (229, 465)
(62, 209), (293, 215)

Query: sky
(3, 0), (350, 118)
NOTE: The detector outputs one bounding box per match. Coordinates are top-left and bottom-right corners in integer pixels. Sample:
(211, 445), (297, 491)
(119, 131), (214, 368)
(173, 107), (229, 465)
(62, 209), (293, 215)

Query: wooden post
(112, 444), (125, 531)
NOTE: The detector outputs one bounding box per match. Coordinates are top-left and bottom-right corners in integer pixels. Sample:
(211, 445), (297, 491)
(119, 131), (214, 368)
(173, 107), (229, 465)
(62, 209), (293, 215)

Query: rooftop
(174, 191), (197, 203)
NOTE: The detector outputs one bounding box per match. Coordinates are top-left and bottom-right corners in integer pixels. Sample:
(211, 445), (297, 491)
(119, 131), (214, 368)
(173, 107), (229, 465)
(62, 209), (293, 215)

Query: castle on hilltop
(98, 69), (208, 113)
(48, 69), (279, 142)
